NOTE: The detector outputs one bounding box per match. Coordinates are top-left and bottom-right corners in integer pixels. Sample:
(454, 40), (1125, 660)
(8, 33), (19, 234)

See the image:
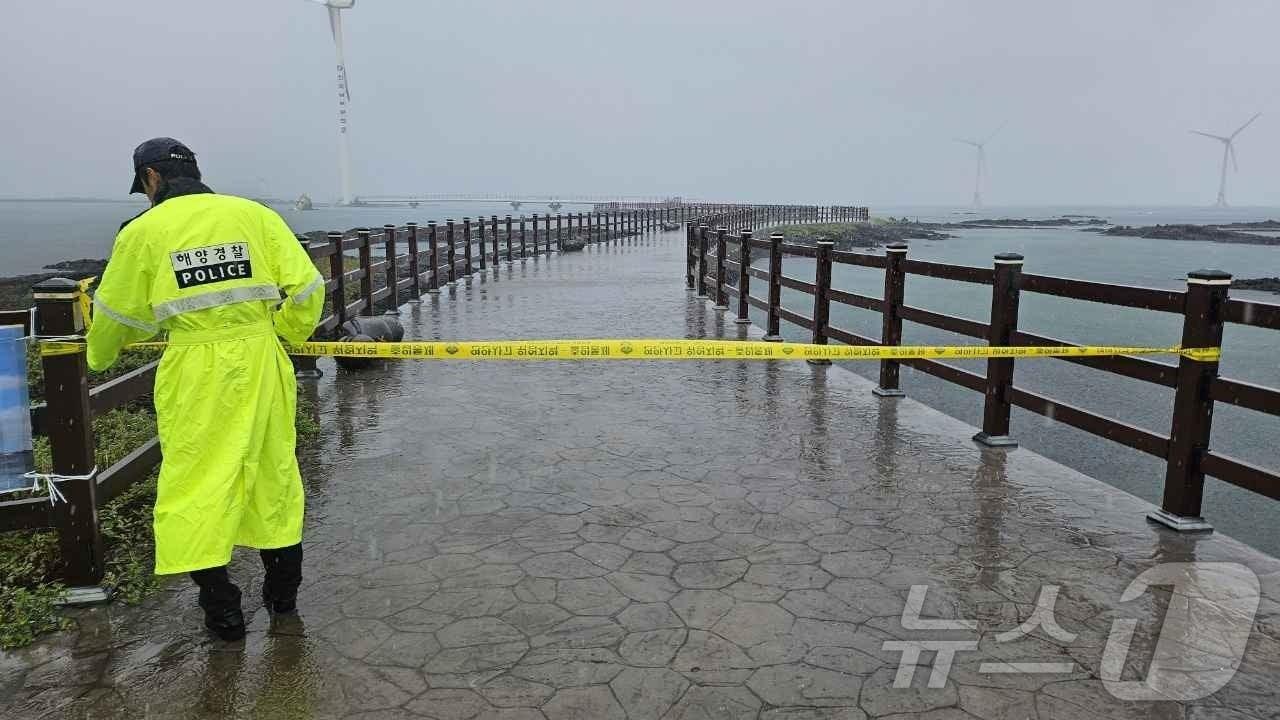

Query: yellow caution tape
(37, 338), (1222, 362)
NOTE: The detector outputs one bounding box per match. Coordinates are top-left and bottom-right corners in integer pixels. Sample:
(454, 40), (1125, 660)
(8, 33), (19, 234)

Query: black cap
(129, 137), (197, 194)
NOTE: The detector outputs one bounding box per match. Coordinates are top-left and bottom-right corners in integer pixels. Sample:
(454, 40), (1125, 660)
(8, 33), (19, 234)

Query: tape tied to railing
(36, 338), (1221, 362)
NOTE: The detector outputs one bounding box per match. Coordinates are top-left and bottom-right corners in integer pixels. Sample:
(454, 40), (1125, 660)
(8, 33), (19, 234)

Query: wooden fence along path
(687, 207), (1280, 536)
(0, 203), (863, 591)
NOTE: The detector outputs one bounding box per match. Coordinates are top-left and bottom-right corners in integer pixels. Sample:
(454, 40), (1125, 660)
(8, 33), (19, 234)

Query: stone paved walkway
(3, 230), (1280, 720)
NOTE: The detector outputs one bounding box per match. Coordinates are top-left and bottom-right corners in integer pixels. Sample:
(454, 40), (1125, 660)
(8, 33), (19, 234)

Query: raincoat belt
(167, 319), (277, 346)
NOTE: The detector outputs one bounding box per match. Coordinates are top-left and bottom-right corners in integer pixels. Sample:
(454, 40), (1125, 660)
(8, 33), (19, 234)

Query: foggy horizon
(4, 1), (1277, 207)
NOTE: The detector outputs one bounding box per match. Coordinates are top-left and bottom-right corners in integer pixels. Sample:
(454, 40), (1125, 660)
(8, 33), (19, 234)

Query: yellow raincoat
(87, 190), (323, 575)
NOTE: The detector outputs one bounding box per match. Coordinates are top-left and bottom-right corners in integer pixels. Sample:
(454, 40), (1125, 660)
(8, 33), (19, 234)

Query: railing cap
(356, 228), (370, 235)
(1188, 269), (1232, 283)
(886, 242), (908, 252)
(406, 221), (417, 227)
(428, 220), (437, 226)
(770, 233), (784, 240)
(994, 252), (1024, 264)
(327, 230), (343, 238)
(741, 230), (753, 237)
(817, 240), (835, 247)
(32, 276), (80, 295)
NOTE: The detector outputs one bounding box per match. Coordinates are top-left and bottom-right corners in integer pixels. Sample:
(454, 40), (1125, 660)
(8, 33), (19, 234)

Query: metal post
(696, 225), (709, 297)
(463, 217), (473, 276)
(292, 235), (322, 377)
(808, 241), (834, 365)
(874, 243), (909, 397)
(974, 253), (1024, 447)
(446, 219), (457, 285)
(1150, 269), (1232, 532)
(736, 230), (753, 324)
(714, 227), (729, 310)
(328, 231), (348, 327)
(32, 278), (106, 598)
(358, 229), (374, 314)
(427, 222), (440, 293)
(406, 223), (421, 301)
(383, 225), (399, 314)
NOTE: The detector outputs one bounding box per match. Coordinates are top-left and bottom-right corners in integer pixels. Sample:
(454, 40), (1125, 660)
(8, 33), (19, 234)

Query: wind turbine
(307, 0), (356, 205)
(955, 122), (1005, 209)
(1191, 112), (1261, 208)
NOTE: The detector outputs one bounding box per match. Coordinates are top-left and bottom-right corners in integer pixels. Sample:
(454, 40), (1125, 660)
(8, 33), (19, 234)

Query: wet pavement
(4, 229), (1280, 719)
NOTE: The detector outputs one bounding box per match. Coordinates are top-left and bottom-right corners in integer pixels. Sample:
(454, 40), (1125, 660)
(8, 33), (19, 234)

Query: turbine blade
(984, 120), (1007, 144)
(954, 138), (979, 146)
(1190, 130), (1229, 142)
(1231, 112), (1262, 138)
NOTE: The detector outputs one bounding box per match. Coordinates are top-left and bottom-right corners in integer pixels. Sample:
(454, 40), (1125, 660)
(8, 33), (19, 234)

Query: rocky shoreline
(1236, 277), (1280, 294)
(1095, 223), (1280, 245)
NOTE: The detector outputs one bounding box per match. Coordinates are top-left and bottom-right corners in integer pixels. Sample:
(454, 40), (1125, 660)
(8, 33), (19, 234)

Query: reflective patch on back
(171, 242), (252, 289)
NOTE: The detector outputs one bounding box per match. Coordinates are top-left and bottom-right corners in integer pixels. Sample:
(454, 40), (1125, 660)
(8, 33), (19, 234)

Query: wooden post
(736, 230), (753, 324)
(556, 214), (563, 251)
(406, 223), (421, 300)
(427, 221), (440, 293)
(587, 213), (594, 245)
(491, 215), (500, 266)
(874, 242), (909, 397)
(696, 225), (709, 297)
(477, 217), (487, 271)
(519, 215), (527, 258)
(383, 224), (400, 314)
(31, 278), (106, 598)
(685, 223), (696, 289)
(545, 213), (552, 253)
(358, 229), (374, 314)
(714, 227), (729, 310)
(505, 215), (513, 263)
(974, 253), (1024, 447)
(328, 231), (348, 328)
(446, 219), (457, 285)
(808, 241), (834, 365)
(462, 217), (473, 276)
(1150, 269), (1231, 532)
(765, 234), (784, 341)
(532, 214), (540, 256)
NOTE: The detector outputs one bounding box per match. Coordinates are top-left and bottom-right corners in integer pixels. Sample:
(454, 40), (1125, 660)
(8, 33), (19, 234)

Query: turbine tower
(954, 122), (1004, 209)
(307, 0), (355, 205)
(1191, 112), (1261, 208)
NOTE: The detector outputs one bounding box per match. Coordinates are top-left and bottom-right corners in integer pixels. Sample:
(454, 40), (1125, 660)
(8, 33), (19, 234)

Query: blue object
(0, 325), (33, 492)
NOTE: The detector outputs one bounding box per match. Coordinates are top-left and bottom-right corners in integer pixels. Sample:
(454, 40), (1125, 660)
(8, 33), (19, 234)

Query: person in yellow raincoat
(87, 138), (324, 641)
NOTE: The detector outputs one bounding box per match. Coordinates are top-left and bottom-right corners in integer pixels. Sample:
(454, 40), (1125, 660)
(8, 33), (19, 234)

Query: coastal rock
(1236, 277), (1280, 294)
(1098, 223), (1280, 245)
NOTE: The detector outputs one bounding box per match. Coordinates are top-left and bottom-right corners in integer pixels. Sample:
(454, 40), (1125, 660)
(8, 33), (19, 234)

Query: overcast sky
(3, 1), (1277, 206)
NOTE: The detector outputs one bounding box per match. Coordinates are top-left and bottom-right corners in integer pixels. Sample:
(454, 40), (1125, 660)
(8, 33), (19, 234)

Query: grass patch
(1, 364), (322, 649)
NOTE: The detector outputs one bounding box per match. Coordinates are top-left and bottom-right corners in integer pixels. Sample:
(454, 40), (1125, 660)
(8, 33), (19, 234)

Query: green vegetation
(1, 349), (322, 649)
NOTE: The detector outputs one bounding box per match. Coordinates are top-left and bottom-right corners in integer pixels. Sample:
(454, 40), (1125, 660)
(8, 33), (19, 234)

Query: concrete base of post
(872, 387), (905, 398)
(972, 432), (1018, 448)
(713, 304), (729, 311)
(762, 335), (783, 343)
(56, 585), (113, 606)
(733, 317), (752, 325)
(1146, 509), (1214, 533)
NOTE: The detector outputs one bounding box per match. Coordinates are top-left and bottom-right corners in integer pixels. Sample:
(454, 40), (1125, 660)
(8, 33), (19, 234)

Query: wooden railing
(687, 214), (1280, 532)
(0, 203), (854, 589)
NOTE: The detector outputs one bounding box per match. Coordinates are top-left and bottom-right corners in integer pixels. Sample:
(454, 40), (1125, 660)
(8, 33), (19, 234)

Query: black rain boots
(190, 566), (245, 642)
